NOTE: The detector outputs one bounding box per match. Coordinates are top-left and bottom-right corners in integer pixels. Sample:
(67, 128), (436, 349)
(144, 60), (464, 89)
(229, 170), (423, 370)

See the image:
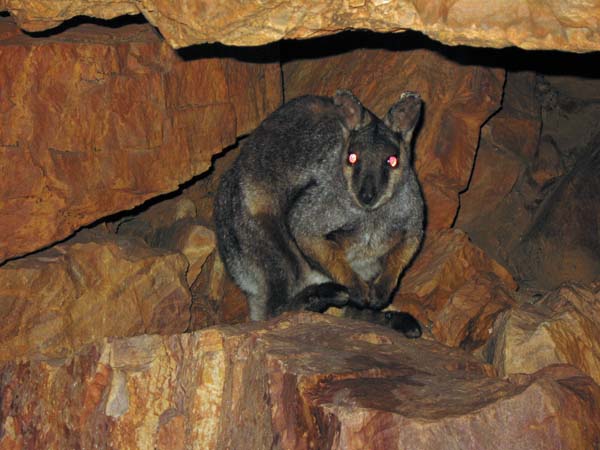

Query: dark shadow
(23, 14), (148, 38)
(281, 30), (600, 79)
(177, 41), (281, 64)
(13, 14), (600, 77)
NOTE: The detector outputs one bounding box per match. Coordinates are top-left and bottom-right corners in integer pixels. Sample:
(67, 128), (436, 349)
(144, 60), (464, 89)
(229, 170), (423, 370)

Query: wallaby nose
(359, 175), (376, 206)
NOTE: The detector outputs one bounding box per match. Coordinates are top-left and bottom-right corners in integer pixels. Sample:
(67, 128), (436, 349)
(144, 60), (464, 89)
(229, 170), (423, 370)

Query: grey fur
(214, 91), (424, 321)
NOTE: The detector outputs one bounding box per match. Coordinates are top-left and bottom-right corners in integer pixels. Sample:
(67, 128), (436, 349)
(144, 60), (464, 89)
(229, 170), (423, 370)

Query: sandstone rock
(392, 229), (517, 350)
(507, 76), (600, 289)
(485, 282), (600, 385)
(158, 222), (215, 287)
(1, 313), (599, 449)
(455, 72), (541, 265)
(509, 145), (600, 289)
(111, 176), (250, 329)
(2, 1), (600, 52)
(0, 230), (191, 361)
(456, 72), (600, 289)
(284, 41), (504, 231)
(188, 250), (249, 330)
(0, 17), (281, 263)
(116, 212), (215, 287)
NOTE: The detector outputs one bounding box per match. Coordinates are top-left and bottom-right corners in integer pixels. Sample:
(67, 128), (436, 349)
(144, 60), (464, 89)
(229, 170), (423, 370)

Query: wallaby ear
(384, 92), (422, 143)
(334, 89), (371, 131)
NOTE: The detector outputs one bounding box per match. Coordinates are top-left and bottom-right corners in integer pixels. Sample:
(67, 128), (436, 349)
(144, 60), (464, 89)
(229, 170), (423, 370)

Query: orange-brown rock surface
(0, 16), (281, 264)
(2, 1), (600, 52)
(0, 229), (191, 361)
(455, 71), (541, 269)
(456, 69), (600, 290)
(392, 229), (517, 351)
(109, 180), (250, 329)
(485, 282), (600, 385)
(284, 38), (504, 231)
(1, 313), (599, 450)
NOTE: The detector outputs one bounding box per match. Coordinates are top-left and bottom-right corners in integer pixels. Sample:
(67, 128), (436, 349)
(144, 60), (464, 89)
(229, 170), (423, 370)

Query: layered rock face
(2, 313), (600, 450)
(456, 67), (600, 290)
(0, 230), (191, 361)
(2, 1), (600, 52)
(484, 282), (600, 385)
(0, 16), (281, 263)
(1, 7), (599, 450)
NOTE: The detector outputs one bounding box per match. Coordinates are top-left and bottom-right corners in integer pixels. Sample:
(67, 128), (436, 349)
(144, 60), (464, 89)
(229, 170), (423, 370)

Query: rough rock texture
(0, 230), (191, 362)
(392, 229), (517, 351)
(188, 250), (249, 330)
(2, 1), (600, 52)
(1, 313), (599, 450)
(456, 70), (600, 289)
(485, 282), (600, 385)
(112, 192), (249, 330)
(284, 38), (504, 231)
(0, 17), (281, 264)
(455, 72), (541, 266)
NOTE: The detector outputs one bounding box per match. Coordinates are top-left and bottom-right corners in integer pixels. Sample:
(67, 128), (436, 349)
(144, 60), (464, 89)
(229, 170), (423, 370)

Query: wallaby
(214, 90), (424, 337)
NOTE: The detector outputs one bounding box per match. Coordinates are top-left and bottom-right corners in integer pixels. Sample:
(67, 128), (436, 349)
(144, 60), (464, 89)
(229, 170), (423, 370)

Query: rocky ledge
(1, 312), (599, 449)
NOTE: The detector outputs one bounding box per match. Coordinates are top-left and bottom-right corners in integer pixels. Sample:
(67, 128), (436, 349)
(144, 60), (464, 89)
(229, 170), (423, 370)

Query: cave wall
(0, 17), (281, 263)
(0, 6), (600, 449)
(456, 64), (600, 290)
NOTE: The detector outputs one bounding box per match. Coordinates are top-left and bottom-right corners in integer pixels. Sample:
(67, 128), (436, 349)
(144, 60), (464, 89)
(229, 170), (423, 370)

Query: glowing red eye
(348, 153), (358, 165)
(387, 156), (398, 168)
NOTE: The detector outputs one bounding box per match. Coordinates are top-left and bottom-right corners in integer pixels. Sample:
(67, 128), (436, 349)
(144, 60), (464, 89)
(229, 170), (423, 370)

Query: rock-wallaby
(215, 90), (424, 336)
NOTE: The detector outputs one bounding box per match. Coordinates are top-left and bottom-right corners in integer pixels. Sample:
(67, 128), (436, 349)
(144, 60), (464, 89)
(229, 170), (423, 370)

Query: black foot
(343, 306), (422, 338)
(384, 311), (422, 338)
(274, 282), (350, 315)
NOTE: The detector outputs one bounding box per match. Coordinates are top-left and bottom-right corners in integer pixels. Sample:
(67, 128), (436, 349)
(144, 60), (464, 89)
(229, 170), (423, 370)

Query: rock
(485, 282), (600, 385)
(0, 230), (191, 361)
(1, 313), (599, 449)
(109, 172), (250, 329)
(509, 145), (600, 289)
(159, 222), (215, 287)
(392, 229), (517, 351)
(456, 72), (600, 289)
(188, 250), (249, 330)
(283, 40), (504, 231)
(116, 212), (216, 288)
(0, 17), (281, 264)
(507, 75), (600, 289)
(455, 72), (541, 266)
(2, 1), (600, 52)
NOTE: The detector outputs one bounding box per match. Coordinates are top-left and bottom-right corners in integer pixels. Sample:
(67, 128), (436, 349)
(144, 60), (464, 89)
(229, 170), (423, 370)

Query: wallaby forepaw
(313, 282), (350, 306)
(384, 311), (422, 338)
(294, 282), (350, 313)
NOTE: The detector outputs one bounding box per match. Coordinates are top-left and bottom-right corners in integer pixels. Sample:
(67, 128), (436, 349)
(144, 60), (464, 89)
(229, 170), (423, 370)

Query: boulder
(0, 230), (191, 361)
(1, 313), (599, 449)
(393, 229), (517, 351)
(485, 282), (600, 385)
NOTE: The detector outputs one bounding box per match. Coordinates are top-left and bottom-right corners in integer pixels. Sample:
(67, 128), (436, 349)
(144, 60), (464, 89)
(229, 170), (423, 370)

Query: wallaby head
(334, 90), (422, 210)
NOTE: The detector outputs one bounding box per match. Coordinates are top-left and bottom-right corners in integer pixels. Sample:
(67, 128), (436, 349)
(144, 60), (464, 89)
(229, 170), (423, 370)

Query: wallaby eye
(387, 155), (399, 168)
(348, 152), (358, 165)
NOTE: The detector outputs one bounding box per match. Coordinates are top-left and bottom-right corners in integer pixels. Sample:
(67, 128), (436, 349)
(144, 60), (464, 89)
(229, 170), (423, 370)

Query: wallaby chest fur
(215, 91), (424, 321)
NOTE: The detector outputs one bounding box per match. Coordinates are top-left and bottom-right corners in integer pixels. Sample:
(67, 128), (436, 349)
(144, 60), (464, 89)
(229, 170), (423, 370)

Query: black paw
(384, 311), (422, 338)
(297, 283), (350, 312)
